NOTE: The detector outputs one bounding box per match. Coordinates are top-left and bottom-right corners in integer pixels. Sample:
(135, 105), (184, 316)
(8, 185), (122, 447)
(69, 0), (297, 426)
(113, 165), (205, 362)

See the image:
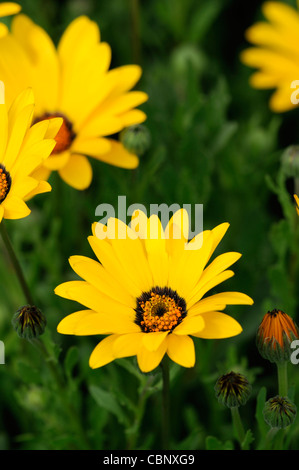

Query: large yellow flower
(0, 81), (62, 222)
(55, 209), (253, 373)
(240, 1), (299, 112)
(0, 14), (148, 190)
(0, 2), (20, 37)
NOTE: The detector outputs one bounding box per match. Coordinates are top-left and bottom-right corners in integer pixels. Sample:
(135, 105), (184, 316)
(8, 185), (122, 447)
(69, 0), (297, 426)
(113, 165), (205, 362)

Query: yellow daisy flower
(294, 194), (299, 215)
(0, 81), (62, 222)
(0, 14), (148, 190)
(55, 209), (254, 373)
(0, 2), (20, 38)
(240, 1), (299, 112)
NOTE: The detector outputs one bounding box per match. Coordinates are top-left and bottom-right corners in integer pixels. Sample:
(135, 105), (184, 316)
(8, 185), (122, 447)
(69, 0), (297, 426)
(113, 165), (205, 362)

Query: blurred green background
(1, 0), (299, 450)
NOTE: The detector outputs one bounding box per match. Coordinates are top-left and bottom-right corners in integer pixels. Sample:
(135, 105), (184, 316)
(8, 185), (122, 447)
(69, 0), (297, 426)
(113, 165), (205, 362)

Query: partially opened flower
(0, 14), (148, 190)
(0, 3), (20, 37)
(0, 81), (62, 222)
(256, 309), (299, 363)
(240, 1), (299, 112)
(55, 209), (253, 373)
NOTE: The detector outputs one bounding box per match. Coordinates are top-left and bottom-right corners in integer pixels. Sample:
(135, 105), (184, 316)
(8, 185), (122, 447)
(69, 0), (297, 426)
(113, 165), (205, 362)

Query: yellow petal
(188, 291), (254, 317)
(137, 339), (167, 373)
(91, 139), (139, 169)
(0, 3), (21, 17)
(89, 335), (120, 369)
(113, 332), (143, 358)
(2, 194), (30, 219)
(192, 312), (242, 339)
(167, 335), (195, 368)
(173, 315), (205, 335)
(142, 331), (169, 352)
(58, 154), (92, 190)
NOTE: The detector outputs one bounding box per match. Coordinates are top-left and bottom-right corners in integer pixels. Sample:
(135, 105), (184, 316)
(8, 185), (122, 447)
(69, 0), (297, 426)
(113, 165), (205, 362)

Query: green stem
(264, 427), (280, 450)
(231, 406), (246, 448)
(127, 376), (155, 450)
(30, 338), (91, 449)
(277, 362), (288, 397)
(0, 220), (34, 305)
(160, 356), (170, 450)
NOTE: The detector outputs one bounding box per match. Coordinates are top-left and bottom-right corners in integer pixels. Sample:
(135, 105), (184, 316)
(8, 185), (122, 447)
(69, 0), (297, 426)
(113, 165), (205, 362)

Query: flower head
(214, 371), (252, 408)
(0, 3), (20, 37)
(0, 14), (148, 190)
(55, 209), (253, 373)
(256, 309), (299, 363)
(240, 1), (299, 112)
(0, 82), (62, 222)
(12, 305), (47, 339)
(263, 396), (297, 429)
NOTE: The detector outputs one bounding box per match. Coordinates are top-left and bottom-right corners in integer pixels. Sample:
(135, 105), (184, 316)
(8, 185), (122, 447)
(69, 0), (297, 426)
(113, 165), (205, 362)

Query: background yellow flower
(0, 2), (20, 37)
(0, 14), (148, 189)
(0, 81), (62, 222)
(241, 1), (299, 112)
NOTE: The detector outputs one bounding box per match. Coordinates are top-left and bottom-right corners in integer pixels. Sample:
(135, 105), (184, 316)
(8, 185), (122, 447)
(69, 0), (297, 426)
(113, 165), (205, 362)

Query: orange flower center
(35, 113), (75, 155)
(135, 287), (187, 333)
(0, 164), (11, 203)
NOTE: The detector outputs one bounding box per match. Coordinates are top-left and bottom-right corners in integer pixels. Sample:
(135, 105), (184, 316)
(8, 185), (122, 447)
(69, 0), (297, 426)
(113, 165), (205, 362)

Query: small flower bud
(256, 309), (299, 363)
(214, 371), (252, 408)
(120, 124), (151, 156)
(263, 396), (297, 429)
(12, 305), (47, 340)
(281, 145), (299, 178)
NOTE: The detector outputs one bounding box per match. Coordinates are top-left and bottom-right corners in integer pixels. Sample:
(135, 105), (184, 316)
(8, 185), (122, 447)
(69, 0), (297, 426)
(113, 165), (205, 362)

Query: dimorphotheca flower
(0, 2), (20, 37)
(0, 14), (148, 190)
(0, 81), (62, 222)
(241, 1), (299, 112)
(55, 209), (253, 373)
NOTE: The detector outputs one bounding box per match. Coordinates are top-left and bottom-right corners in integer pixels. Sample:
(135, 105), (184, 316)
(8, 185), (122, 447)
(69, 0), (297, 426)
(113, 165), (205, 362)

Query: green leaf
(241, 429), (255, 450)
(205, 435), (234, 450)
(89, 385), (129, 426)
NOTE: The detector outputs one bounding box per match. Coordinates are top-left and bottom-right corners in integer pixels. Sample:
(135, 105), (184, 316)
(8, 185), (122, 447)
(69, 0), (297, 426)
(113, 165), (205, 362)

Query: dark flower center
(135, 286), (187, 333)
(0, 164), (11, 203)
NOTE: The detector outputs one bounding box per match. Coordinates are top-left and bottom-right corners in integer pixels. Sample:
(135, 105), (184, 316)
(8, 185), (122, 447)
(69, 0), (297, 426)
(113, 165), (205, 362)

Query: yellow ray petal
(142, 331), (169, 352)
(58, 154), (92, 190)
(192, 312), (242, 339)
(137, 339), (167, 373)
(113, 332), (143, 358)
(173, 315), (205, 335)
(167, 335), (195, 368)
(89, 335), (120, 369)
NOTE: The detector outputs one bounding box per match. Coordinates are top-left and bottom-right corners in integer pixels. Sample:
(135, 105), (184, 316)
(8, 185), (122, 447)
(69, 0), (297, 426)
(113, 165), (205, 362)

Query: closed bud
(214, 371), (252, 408)
(256, 309), (299, 363)
(263, 396), (296, 429)
(120, 124), (151, 156)
(12, 305), (46, 340)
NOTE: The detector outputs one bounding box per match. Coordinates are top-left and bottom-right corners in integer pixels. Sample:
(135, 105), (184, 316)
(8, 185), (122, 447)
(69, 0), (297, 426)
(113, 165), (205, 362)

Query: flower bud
(12, 305), (47, 340)
(120, 124), (151, 156)
(263, 396), (297, 429)
(256, 309), (299, 363)
(281, 146), (299, 178)
(214, 371), (252, 408)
